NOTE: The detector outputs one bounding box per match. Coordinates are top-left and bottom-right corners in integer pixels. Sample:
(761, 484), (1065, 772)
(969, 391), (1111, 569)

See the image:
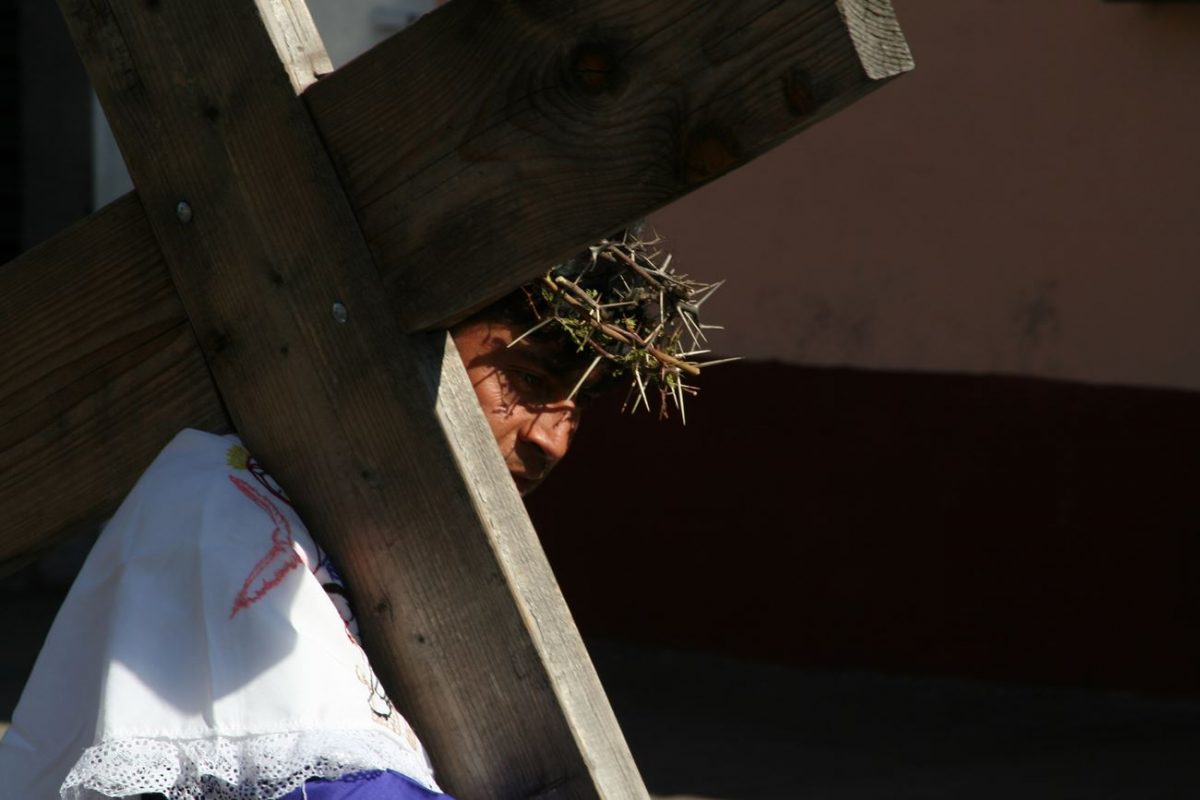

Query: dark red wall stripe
(527, 362), (1200, 693)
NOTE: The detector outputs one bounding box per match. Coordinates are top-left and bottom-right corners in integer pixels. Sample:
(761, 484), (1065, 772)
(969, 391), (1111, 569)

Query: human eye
(499, 366), (547, 401)
(514, 370), (544, 389)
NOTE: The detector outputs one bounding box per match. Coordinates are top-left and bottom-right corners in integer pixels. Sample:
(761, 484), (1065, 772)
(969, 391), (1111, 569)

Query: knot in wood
(210, 329), (234, 355)
(682, 126), (739, 184)
(359, 467), (382, 488)
(783, 67), (819, 116)
(571, 42), (622, 96)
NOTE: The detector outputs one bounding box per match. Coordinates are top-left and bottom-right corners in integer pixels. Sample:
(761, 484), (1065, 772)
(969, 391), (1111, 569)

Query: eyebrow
(504, 338), (606, 393)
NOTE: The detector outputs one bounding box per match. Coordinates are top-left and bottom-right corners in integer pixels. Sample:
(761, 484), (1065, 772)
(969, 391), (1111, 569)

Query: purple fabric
(277, 770), (453, 799)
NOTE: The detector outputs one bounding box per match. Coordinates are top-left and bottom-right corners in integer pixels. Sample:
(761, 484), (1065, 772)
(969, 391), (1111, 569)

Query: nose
(519, 407), (576, 466)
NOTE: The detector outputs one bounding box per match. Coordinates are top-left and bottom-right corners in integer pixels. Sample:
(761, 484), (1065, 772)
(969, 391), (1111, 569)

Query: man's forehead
(467, 320), (564, 367)
(494, 330), (609, 393)
(457, 317), (612, 397)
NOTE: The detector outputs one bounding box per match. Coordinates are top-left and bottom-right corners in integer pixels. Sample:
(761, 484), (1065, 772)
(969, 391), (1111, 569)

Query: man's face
(451, 318), (594, 496)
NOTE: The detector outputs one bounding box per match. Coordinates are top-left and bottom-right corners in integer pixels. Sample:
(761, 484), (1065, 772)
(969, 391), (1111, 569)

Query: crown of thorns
(512, 230), (735, 422)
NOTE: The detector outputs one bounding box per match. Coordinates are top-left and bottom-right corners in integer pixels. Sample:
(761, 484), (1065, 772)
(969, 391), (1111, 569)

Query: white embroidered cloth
(0, 429), (439, 799)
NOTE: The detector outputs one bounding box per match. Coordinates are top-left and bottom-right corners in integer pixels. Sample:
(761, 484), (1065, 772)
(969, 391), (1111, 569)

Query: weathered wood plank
(0, 193), (229, 572)
(58, 1), (646, 798)
(305, 0), (913, 330)
(257, 0), (333, 92)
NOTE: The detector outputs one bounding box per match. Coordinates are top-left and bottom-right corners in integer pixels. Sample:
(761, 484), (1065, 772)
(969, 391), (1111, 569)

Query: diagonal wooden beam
(55, 1), (645, 798)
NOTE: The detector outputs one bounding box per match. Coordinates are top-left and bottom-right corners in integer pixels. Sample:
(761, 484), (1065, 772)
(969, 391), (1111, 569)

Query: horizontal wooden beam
(305, 0), (912, 330)
(0, 193), (229, 572)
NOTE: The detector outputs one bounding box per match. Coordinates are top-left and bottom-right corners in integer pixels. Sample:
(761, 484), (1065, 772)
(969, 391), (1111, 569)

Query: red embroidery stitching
(247, 455), (293, 508)
(228, 474), (302, 619)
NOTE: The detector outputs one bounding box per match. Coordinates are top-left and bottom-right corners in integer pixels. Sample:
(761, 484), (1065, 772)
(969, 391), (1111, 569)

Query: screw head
(331, 302), (348, 324)
(175, 201), (193, 223)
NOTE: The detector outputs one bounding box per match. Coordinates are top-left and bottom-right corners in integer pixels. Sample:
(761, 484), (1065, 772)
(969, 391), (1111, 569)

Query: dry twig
(514, 230), (737, 421)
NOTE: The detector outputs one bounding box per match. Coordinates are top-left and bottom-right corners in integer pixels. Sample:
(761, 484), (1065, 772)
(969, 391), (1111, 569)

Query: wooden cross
(0, 1), (911, 796)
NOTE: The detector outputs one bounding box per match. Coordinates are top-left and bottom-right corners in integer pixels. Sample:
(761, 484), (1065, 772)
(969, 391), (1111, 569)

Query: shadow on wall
(527, 361), (1200, 694)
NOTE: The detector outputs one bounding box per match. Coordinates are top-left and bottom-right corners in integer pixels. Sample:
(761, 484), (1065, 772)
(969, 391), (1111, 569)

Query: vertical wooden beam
(256, 0), (333, 92)
(57, 0), (646, 797)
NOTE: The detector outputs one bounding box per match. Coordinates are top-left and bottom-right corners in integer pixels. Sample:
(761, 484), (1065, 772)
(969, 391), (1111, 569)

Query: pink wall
(651, 1), (1200, 391)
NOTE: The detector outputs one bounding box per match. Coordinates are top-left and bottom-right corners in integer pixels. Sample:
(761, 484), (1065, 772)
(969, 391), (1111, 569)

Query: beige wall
(307, 0), (434, 67)
(651, 1), (1200, 391)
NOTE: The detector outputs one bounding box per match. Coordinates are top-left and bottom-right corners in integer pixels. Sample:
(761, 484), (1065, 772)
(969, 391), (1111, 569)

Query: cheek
(467, 370), (522, 445)
(477, 378), (514, 418)
(482, 399), (517, 437)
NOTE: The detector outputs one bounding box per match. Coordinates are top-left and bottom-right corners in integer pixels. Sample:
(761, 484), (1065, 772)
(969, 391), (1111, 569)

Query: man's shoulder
(98, 428), (317, 572)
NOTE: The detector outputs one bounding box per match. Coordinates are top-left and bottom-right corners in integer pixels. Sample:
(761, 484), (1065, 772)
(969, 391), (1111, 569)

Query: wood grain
(0, 193), (229, 572)
(58, 1), (646, 797)
(305, 0), (913, 331)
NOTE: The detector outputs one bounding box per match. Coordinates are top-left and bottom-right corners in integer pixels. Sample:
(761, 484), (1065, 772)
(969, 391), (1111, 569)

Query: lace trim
(61, 728), (437, 800)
